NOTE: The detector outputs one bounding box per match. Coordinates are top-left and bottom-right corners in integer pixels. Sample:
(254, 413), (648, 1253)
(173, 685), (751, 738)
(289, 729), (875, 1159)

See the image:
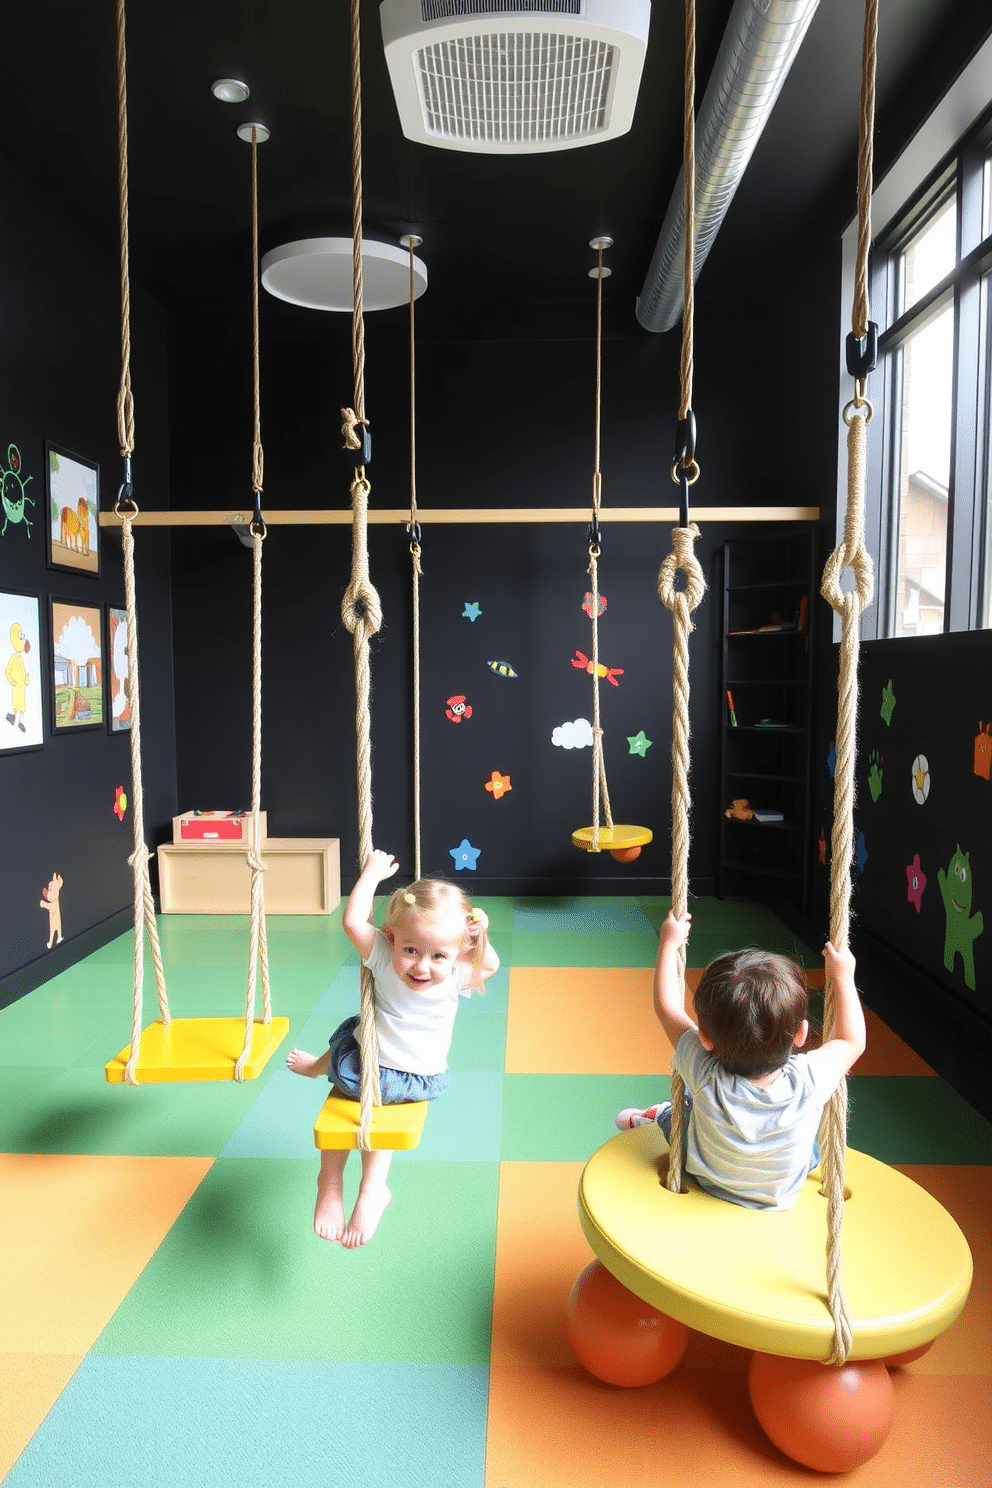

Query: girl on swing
(287, 849), (499, 1246)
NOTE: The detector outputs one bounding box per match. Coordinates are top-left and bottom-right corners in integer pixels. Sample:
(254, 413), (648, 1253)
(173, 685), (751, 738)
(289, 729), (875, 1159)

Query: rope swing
(815, 0), (880, 1367)
(404, 233), (424, 883)
(340, 0), (384, 1149)
(657, 0), (706, 1182)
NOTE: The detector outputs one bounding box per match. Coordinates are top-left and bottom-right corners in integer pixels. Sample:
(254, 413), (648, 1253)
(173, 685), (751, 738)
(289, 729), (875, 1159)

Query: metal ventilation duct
(636, 0), (820, 333)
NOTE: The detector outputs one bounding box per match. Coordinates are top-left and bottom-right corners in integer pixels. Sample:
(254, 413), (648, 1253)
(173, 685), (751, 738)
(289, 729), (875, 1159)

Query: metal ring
(670, 459), (700, 486)
(114, 493), (139, 519)
(843, 397), (873, 426)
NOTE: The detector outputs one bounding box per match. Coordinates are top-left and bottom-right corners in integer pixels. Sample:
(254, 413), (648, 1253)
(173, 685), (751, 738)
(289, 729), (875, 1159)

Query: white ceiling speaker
(380, 0), (652, 154)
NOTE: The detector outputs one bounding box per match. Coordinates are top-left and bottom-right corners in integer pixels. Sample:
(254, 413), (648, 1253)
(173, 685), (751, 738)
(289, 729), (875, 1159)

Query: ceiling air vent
(380, 0), (652, 154)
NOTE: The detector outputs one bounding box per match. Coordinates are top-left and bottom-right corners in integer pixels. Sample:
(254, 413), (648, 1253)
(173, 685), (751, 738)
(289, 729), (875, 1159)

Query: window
(841, 45), (992, 638)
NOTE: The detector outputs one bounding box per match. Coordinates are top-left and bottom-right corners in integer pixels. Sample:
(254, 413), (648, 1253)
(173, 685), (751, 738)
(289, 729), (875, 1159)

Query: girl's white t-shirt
(364, 928), (472, 1076)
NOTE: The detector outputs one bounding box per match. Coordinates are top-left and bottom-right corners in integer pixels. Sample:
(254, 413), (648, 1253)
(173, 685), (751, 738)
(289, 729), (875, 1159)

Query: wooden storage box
(157, 837), (340, 915)
(173, 810), (266, 846)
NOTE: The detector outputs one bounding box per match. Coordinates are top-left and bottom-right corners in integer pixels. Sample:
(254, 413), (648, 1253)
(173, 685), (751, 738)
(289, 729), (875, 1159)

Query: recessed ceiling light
(260, 238), (428, 313)
(237, 121), (270, 143)
(212, 78), (250, 104)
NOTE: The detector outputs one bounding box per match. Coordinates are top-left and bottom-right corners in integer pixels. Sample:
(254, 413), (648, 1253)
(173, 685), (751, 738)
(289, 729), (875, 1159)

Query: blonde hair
(383, 878), (490, 991)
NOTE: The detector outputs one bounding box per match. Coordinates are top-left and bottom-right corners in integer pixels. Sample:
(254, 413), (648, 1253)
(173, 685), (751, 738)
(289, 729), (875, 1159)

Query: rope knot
(340, 407), (369, 452)
(127, 843), (151, 872)
(657, 523), (706, 615)
(342, 578), (383, 638)
(247, 850), (268, 873)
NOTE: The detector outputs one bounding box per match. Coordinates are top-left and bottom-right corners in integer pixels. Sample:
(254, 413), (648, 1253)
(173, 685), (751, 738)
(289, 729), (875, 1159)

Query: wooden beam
(99, 505), (819, 528)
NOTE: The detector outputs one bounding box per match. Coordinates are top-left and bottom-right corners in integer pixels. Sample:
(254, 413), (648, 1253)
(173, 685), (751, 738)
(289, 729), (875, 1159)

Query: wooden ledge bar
(99, 505), (819, 528)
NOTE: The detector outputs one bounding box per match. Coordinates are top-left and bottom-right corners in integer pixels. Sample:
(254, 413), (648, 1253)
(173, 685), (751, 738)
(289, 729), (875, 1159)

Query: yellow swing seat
(578, 1123), (972, 1362)
(105, 1015), (290, 1083)
(572, 824), (653, 853)
(314, 1093), (428, 1150)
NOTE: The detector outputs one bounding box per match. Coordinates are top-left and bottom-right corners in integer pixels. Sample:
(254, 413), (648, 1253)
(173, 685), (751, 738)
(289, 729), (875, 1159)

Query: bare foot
(314, 1168), (346, 1242)
(341, 1184), (392, 1249)
(286, 1047), (328, 1078)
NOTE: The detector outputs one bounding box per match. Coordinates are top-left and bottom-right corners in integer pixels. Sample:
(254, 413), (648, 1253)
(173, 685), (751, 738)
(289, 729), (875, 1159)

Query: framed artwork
(46, 442), (100, 576)
(107, 605), (131, 733)
(50, 598), (104, 732)
(1, 589), (44, 753)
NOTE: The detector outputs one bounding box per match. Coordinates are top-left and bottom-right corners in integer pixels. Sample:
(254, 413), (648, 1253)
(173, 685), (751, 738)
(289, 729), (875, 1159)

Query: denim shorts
(327, 1015), (452, 1103)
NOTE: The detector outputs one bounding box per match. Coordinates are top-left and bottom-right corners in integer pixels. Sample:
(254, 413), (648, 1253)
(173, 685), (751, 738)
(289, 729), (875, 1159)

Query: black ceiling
(6, 1), (990, 342)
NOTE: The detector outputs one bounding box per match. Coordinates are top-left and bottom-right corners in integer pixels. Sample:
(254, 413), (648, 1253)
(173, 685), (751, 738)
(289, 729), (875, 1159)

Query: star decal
(449, 838), (482, 871)
(906, 853), (926, 912)
(462, 601), (482, 622)
(627, 730), (652, 757)
(485, 770), (512, 800)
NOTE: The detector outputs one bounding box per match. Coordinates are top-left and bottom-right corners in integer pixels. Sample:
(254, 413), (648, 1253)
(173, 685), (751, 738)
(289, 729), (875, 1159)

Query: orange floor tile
(505, 968), (670, 1073)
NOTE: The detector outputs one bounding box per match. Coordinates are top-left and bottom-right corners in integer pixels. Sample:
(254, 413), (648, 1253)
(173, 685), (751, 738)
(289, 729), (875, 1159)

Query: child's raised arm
(815, 940), (867, 1085)
(462, 907), (499, 990)
(342, 850), (399, 960)
(653, 909), (695, 1049)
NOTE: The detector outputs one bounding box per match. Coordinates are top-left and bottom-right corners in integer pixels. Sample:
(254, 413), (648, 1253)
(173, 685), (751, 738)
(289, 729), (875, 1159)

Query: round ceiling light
(237, 121), (270, 143)
(260, 238), (428, 313)
(211, 78), (250, 104)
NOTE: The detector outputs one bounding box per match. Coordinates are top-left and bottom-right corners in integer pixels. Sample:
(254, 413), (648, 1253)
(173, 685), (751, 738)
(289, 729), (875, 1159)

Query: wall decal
(114, 784), (128, 821)
(906, 853), (926, 912)
(867, 750), (884, 802)
(582, 591), (607, 618)
(487, 660), (517, 678)
(40, 872), (63, 948)
(0, 443), (34, 539)
(46, 443), (99, 576)
(571, 649), (623, 686)
(856, 832), (868, 872)
(627, 729), (652, 757)
(818, 828), (827, 865)
(827, 741), (836, 777)
(108, 606), (131, 732)
(445, 694), (472, 723)
(462, 601), (481, 622)
(880, 679), (896, 725)
(552, 718), (593, 749)
(485, 770), (512, 800)
(974, 721), (991, 781)
(50, 599), (104, 731)
(937, 845), (983, 991)
(2, 591), (43, 753)
(449, 838), (481, 871)
(911, 754), (930, 804)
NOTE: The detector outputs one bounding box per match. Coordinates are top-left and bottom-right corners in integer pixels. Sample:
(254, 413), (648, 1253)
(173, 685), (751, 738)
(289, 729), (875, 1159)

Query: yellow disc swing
(105, 15), (286, 1082)
(571, 237), (653, 862)
(566, 0), (972, 1470)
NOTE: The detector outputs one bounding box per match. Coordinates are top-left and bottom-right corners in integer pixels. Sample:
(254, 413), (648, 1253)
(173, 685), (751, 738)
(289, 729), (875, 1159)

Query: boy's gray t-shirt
(672, 1029), (841, 1210)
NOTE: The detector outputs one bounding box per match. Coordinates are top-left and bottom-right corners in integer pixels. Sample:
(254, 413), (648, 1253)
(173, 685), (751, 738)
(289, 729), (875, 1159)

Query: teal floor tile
(847, 1074), (992, 1163)
(511, 898), (655, 935)
(410, 1072), (504, 1162)
(449, 965), (509, 1072)
(94, 1158), (499, 1363)
(4, 1356), (489, 1488)
(219, 1067), (329, 1158)
(510, 931), (659, 967)
(501, 1073), (671, 1161)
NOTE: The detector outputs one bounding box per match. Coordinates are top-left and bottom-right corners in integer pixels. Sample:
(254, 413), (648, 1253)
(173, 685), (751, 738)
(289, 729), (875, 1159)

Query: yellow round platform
(572, 824), (653, 852)
(578, 1125), (972, 1362)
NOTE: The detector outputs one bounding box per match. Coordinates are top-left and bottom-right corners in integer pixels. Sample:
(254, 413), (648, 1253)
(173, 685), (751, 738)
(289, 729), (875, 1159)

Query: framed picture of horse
(46, 443), (99, 576)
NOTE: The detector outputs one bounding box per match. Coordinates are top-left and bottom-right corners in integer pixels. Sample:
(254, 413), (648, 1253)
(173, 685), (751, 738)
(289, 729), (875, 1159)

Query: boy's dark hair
(693, 950), (809, 1078)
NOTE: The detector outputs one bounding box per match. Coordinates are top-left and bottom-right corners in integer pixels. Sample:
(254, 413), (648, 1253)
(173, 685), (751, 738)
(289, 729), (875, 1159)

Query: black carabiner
(846, 323), (878, 380)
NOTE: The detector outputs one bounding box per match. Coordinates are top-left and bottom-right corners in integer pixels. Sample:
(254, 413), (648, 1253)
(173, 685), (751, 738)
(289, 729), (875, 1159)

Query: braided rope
(115, 0), (135, 457)
(408, 238), (423, 882)
(678, 0), (696, 422)
(587, 241), (614, 850)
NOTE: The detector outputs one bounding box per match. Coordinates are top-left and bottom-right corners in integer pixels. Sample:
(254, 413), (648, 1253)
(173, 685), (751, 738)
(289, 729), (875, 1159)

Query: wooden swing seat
(578, 1124), (972, 1362)
(314, 1093), (429, 1150)
(572, 824), (653, 853)
(105, 1015), (290, 1083)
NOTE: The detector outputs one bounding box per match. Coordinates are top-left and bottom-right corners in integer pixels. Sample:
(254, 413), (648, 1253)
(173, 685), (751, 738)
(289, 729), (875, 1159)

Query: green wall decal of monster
(937, 845), (984, 991)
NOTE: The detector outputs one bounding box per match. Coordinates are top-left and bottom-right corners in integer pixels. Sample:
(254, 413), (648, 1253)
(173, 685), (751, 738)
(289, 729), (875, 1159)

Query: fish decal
(487, 660), (517, 679)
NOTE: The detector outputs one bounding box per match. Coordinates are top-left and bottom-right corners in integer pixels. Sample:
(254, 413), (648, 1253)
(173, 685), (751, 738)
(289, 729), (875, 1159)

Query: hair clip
(468, 908), (479, 922)
(403, 892), (416, 905)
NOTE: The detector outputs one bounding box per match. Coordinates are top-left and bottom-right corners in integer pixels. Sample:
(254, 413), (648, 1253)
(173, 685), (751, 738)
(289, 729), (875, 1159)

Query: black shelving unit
(718, 528), (817, 914)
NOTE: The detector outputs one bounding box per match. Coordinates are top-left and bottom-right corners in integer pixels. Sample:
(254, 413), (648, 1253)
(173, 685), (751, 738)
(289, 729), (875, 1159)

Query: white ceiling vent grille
(380, 1), (651, 154)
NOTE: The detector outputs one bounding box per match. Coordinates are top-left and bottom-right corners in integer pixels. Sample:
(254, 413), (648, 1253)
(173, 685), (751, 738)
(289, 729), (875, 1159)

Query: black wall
(0, 153), (176, 998)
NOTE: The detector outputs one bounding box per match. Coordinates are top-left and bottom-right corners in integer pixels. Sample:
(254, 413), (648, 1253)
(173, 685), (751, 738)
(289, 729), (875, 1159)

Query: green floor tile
(93, 1157), (499, 1362)
(510, 931), (659, 967)
(847, 1074), (992, 1164)
(0, 999), (126, 1068)
(501, 1073), (671, 1161)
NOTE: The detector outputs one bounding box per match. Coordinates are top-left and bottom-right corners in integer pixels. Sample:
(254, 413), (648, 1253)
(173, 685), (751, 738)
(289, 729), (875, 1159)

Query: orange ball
(749, 1352), (895, 1472)
(882, 1340), (933, 1368)
(566, 1260), (689, 1387)
(610, 845), (642, 862)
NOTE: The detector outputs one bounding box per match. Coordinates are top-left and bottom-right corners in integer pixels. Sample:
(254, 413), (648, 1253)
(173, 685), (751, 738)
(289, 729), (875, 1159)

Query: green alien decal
(937, 846), (984, 992)
(1, 444), (34, 538)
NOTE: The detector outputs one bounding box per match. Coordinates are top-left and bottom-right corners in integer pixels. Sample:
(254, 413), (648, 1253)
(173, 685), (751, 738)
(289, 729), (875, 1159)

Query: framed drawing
(50, 598), (104, 732)
(1, 589), (44, 753)
(46, 442), (99, 576)
(107, 605), (131, 732)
